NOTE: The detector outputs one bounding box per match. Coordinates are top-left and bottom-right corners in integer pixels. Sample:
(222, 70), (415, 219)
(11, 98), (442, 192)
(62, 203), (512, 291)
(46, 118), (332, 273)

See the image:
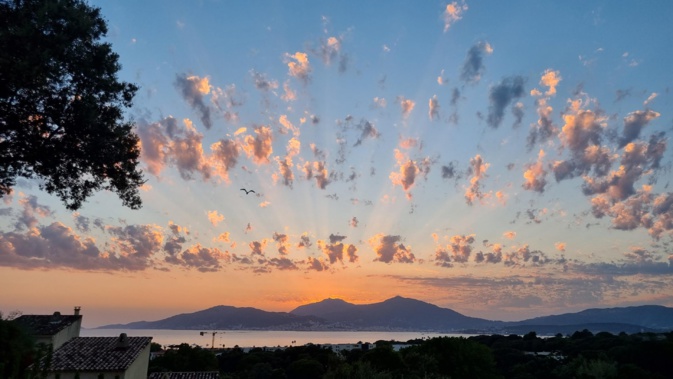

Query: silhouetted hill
(511, 305), (673, 330)
(99, 305), (323, 330)
(291, 295), (501, 331)
(98, 297), (673, 334)
(291, 298), (358, 318)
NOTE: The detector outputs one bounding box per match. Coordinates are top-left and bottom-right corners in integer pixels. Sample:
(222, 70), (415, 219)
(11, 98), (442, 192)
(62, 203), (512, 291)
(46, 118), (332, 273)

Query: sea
(81, 329), (475, 349)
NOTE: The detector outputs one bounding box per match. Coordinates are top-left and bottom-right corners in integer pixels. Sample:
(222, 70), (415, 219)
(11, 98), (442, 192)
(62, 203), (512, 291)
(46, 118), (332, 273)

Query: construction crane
(200, 331), (223, 349)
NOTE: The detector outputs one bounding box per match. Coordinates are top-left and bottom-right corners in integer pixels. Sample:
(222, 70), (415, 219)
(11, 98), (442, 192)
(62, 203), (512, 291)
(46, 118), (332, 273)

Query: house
(40, 333), (152, 379)
(147, 372), (220, 379)
(14, 307), (83, 350)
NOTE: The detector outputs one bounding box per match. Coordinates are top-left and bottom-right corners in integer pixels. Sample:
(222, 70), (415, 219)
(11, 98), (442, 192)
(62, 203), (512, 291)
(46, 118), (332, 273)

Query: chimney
(116, 333), (130, 349)
(74, 306), (81, 316)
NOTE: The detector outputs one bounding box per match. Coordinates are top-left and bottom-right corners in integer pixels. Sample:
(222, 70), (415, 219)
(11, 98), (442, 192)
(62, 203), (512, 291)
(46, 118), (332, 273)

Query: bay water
(82, 329), (474, 349)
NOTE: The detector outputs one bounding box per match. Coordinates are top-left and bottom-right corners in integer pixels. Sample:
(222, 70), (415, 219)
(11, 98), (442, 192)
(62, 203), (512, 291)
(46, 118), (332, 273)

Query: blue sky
(2, 1), (673, 327)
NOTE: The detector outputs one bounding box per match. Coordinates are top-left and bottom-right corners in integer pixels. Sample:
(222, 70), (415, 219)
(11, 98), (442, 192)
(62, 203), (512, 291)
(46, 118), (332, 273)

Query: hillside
(98, 297), (673, 334)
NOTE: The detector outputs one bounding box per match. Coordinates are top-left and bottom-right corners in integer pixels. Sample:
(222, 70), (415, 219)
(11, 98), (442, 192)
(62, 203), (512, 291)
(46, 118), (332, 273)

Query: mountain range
(98, 296), (673, 335)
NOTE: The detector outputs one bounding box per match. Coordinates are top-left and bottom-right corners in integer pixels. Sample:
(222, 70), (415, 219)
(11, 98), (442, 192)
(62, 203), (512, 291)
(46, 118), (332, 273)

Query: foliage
(148, 343), (219, 373)
(0, 317), (35, 378)
(0, 0), (143, 210)
(156, 332), (673, 378)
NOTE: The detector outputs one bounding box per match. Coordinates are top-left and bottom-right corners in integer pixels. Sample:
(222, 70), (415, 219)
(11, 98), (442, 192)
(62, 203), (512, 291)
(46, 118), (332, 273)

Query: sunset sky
(2, 1), (673, 328)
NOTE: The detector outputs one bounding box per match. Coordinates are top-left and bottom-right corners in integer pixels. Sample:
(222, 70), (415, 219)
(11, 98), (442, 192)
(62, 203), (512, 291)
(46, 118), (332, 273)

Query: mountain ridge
(97, 296), (673, 334)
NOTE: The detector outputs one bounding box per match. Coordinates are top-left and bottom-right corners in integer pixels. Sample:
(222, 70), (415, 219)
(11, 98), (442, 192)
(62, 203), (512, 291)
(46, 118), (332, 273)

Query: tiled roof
(14, 313), (82, 336)
(148, 372), (220, 379)
(45, 335), (152, 372)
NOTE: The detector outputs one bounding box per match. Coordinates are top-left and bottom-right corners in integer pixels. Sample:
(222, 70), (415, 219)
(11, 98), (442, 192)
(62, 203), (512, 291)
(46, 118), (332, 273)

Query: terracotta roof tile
(14, 314), (82, 336)
(148, 372), (220, 379)
(45, 335), (152, 372)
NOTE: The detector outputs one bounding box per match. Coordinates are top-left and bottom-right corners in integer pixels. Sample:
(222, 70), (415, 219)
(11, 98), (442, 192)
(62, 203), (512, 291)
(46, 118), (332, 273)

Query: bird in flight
(240, 188), (255, 195)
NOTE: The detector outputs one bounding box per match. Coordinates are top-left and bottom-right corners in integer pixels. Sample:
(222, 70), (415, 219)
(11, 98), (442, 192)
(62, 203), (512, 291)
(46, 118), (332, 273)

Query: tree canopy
(0, 0), (144, 210)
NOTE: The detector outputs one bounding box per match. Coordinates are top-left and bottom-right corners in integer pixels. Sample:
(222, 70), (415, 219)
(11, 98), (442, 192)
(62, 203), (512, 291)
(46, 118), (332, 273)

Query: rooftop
(148, 372), (220, 379)
(14, 312), (82, 336)
(44, 334), (152, 372)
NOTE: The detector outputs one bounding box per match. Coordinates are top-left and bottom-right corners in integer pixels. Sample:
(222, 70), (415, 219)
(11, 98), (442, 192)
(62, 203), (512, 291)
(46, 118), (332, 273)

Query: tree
(0, 317), (35, 378)
(0, 0), (144, 210)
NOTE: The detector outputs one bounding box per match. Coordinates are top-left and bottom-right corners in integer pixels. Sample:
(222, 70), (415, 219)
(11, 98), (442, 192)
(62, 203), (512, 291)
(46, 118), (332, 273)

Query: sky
(2, 1), (673, 328)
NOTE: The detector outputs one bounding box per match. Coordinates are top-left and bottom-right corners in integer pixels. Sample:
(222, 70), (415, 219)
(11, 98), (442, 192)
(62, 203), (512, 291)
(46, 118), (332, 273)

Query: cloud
(309, 35), (347, 72)
(211, 84), (243, 122)
(216, 232), (230, 243)
(0, 223), (110, 270)
(591, 188), (673, 239)
(210, 139), (240, 183)
(272, 232), (290, 255)
(583, 138), (664, 203)
(249, 240), (267, 256)
(174, 73), (213, 129)
(503, 231), (516, 239)
(371, 97), (387, 109)
(475, 241), (503, 264)
(317, 234), (358, 265)
(527, 97), (557, 149)
(522, 149), (548, 193)
(73, 213), (90, 233)
(503, 244), (550, 267)
(242, 126), (274, 164)
(619, 109), (660, 147)
(350, 217), (359, 228)
(278, 115), (299, 136)
(297, 233), (312, 249)
(166, 244), (228, 272)
(281, 81), (296, 102)
(487, 76), (525, 128)
(397, 97), (415, 119)
(302, 161), (330, 189)
(354, 119), (380, 146)
(169, 119), (212, 180)
(527, 70), (561, 148)
(434, 234), (475, 267)
(460, 41), (493, 84)
(250, 70), (279, 92)
(266, 257), (299, 271)
(389, 149), (432, 200)
(207, 210), (224, 226)
(306, 256), (328, 271)
(465, 154), (490, 205)
(443, 1), (468, 32)
(273, 156), (295, 188)
(538, 69), (562, 96)
(369, 234), (416, 263)
(428, 95), (440, 120)
(285, 52), (312, 84)
(555, 242), (566, 252)
(553, 99), (612, 182)
(643, 92), (658, 106)
(107, 224), (164, 261)
(16, 194), (52, 230)
(136, 117), (173, 176)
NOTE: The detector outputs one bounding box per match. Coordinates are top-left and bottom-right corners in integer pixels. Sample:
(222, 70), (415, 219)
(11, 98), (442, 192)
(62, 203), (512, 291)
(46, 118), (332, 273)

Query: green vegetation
(148, 331), (673, 379)
(0, 0), (144, 210)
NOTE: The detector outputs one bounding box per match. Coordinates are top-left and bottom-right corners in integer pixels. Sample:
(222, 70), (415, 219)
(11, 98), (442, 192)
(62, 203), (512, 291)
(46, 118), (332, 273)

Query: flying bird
(240, 188), (255, 195)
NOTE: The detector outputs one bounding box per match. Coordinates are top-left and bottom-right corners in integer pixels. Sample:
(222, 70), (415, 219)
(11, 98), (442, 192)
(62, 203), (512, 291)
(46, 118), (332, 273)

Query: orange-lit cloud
(286, 52), (311, 83)
(443, 1), (468, 32)
(369, 234), (415, 264)
(522, 149), (548, 193)
(207, 210), (224, 226)
(465, 154), (490, 205)
(242, 126), (273, 165)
